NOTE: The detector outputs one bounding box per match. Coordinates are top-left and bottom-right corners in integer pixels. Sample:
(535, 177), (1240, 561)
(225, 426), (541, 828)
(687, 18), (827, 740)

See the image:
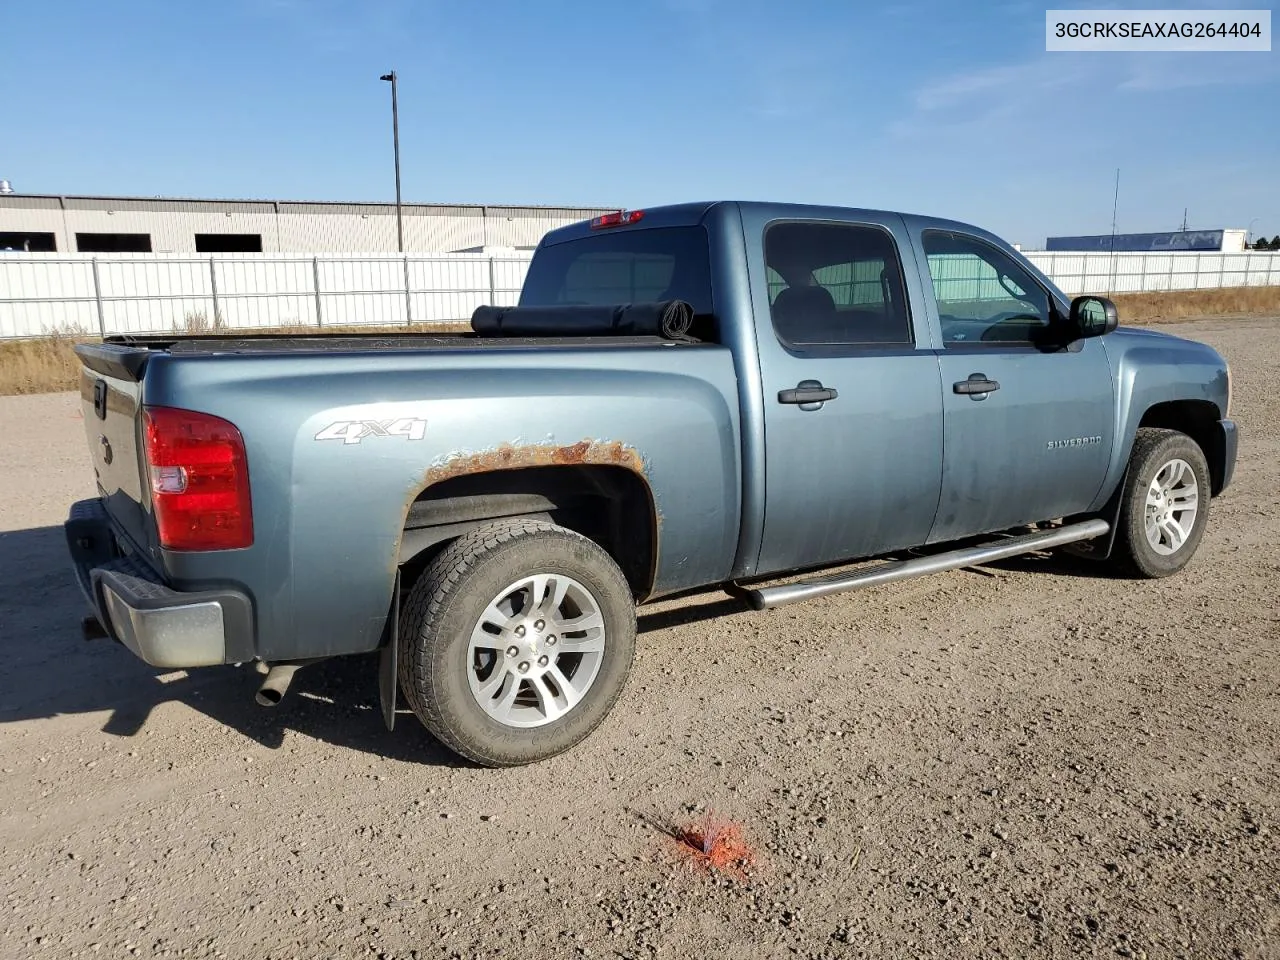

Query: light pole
(380, 71), (404, 253)
(1246, 217), (1260, 248)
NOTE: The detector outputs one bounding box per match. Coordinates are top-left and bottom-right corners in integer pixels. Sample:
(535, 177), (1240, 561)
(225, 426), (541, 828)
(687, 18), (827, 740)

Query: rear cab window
(763, 220), (914, 351)
(519, 226), (715, 332)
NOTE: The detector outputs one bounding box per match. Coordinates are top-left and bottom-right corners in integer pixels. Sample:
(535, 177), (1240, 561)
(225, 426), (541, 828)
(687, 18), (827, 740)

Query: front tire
(398, 519), (637, 767)
(1109, 427), (1211, 578)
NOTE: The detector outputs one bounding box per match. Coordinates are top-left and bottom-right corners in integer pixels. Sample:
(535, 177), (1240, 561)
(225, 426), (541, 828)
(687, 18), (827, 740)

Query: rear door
(913, 227), (1114, 543)
(745, 210), (946, 576)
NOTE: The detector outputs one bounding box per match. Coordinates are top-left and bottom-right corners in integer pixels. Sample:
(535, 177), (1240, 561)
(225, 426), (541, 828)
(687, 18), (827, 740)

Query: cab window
(764, 221), (913, 349)
(922, 230), (1052, 345)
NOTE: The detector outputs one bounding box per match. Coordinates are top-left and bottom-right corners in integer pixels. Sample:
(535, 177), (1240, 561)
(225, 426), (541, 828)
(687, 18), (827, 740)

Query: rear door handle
(953, 373), (1000, 399)
(778, 380), (838, 405)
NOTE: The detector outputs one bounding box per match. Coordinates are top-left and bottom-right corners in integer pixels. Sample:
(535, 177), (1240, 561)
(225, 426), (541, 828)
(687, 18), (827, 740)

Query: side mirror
(1068, 295), (1118, 339)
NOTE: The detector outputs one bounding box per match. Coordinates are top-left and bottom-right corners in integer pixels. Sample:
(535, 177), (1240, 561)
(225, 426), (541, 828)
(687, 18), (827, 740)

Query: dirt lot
(2, 316), (1277, 960)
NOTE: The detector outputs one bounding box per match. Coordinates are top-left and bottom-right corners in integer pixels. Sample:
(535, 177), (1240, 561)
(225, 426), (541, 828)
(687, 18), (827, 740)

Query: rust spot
(551, 440), (591, 464)
(423, 438), (648, 487)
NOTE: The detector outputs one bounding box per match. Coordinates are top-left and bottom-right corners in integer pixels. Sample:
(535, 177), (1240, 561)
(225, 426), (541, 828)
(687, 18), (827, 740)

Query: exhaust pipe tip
(254, 686), (285, 707)
(255, 662), (303, 707)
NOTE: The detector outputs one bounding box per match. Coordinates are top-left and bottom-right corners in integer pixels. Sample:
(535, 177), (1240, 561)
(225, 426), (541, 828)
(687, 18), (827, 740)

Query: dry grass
(2, 288), (1279, 396)
(0, 331), (93, 396)
(1110, 285), (1280, 325)
(0, 322), (474, 396)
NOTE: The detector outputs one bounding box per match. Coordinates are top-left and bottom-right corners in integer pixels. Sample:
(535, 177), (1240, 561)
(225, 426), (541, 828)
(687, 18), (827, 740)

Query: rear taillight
(142, 406), (253, 551)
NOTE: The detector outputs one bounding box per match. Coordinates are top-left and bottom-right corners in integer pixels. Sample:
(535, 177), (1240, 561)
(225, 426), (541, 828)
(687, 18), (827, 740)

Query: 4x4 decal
(314, 418), (427, 445)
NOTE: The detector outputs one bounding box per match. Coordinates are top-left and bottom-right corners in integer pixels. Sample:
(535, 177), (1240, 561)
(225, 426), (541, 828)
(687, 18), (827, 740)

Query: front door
(749, 213), (946, 576)
(915, 228), (1115, 543)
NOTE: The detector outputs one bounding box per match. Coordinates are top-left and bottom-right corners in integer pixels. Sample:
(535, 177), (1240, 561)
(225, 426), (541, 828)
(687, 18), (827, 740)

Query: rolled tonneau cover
(471, 299), (696, 341)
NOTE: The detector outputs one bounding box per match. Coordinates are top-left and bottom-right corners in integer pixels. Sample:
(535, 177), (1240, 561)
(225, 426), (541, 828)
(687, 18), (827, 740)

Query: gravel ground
(2, 316), (1277, 960)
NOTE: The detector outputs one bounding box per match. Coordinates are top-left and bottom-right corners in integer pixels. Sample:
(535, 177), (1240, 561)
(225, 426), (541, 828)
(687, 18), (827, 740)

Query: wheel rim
(1144, 457), (1199, 556)
(466, 573), (606, 728)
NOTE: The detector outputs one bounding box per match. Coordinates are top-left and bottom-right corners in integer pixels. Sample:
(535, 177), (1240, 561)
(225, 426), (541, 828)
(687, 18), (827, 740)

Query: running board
(735, 518), (1111, 611)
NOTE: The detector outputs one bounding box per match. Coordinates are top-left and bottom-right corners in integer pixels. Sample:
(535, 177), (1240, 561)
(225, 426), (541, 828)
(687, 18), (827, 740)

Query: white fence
(0, 253), (535, 339)
(2, 248), (1279, 339)
(1024, 250), (1280, 296)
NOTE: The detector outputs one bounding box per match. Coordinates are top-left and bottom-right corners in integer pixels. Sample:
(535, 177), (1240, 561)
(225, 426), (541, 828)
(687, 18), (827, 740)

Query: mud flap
(1062, 464), (1129, 561)
(378, 570), (400, 732)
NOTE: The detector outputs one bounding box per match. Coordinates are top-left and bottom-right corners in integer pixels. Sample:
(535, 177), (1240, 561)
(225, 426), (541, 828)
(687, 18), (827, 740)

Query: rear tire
(1108, 427), (1210, 578)
(398, 518), (637, 767)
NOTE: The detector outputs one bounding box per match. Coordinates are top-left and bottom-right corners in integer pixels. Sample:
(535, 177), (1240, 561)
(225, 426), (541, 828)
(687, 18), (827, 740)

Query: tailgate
(76, 343), (156, 553)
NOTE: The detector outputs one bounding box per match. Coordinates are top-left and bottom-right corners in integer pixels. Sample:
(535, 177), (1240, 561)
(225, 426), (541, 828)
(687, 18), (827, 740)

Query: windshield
(519, 226), (714, 317)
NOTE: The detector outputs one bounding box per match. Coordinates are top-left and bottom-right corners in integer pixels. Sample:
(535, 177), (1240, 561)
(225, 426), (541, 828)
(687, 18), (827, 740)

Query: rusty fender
(391, 439), (663, 593)
(422, 439), (649, 486)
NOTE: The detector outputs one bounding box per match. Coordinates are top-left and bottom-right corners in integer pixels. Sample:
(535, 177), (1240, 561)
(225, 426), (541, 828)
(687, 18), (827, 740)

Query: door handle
(778, 380), (838, 405)
(953, 373), (1000, 399)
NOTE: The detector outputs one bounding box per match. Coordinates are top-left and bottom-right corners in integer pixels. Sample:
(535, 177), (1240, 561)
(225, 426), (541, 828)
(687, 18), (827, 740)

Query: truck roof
(537, 200), (1000, 249)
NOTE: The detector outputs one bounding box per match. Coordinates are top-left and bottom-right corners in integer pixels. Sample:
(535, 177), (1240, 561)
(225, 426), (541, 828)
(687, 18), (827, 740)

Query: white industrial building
(0, 192), (616, 254)
(1041, 227), (1249, 253)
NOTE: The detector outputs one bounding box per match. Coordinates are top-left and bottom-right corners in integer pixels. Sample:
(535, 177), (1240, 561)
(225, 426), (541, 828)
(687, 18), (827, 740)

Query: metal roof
(0, 192), (618, 214)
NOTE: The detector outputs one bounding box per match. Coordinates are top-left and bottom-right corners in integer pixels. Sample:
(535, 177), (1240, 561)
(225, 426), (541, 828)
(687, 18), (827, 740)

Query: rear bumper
(1216, 418), (1238, 495)
(64, 498), (253, 669)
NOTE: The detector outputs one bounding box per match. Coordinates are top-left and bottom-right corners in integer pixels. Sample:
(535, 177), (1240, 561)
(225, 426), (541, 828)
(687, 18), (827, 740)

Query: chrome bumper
(64, 498), (252, 669)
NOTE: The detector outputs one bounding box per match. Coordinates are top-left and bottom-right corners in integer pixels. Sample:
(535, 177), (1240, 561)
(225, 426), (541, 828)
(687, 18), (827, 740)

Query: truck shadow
(0, 525), (472, 768)
(637, 595), (753, 633)
(636, 540), (1130, 634)
(1, 524), (1122, 762)
(973, 549), (1121, 580)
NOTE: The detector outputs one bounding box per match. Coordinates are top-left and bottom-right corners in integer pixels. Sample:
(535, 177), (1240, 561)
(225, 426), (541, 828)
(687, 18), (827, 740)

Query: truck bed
(81, 331), (711, 383)
(103, 297), (714, 358)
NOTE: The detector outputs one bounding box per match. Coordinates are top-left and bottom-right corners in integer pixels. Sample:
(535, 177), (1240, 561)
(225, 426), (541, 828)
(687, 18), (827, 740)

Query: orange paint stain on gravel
(672, 813), (759, 882)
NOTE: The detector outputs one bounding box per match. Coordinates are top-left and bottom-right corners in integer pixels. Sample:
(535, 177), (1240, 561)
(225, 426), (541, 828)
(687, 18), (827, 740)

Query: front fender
(1089, 327), (1230, 512)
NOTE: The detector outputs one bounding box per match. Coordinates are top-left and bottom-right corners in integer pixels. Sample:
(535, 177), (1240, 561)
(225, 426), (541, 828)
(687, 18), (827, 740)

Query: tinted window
(764, 221), (912, 347)
(195, 233), (263, 253)
(75, 232), (152, 253)
(922, 231), (1051, 345)
(519, 226), (713, 318)
(0, 231), (56, 252)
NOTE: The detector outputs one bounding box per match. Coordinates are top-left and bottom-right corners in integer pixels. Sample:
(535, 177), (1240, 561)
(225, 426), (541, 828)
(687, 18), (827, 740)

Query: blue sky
(1, 0), (1276, 247)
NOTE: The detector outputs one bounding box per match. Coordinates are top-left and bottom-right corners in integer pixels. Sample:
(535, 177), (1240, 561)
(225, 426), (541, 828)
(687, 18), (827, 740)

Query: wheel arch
(1067, 403), (1222, 564)
(1136, 399), (1228, 495)
(397, 465), (659, 602)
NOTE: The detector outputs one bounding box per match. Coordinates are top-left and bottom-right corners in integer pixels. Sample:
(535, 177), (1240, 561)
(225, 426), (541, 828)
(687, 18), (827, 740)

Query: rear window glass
(519, 226), (714, 317)
(764, 220), (913, 348)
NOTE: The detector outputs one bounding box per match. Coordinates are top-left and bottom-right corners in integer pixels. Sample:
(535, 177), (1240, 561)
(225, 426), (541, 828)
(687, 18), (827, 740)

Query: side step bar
(735, 518), (1110, 611)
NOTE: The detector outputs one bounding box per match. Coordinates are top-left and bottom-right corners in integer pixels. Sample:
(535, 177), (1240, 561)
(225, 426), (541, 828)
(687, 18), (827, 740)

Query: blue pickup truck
(66, 200), (1237, 766)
